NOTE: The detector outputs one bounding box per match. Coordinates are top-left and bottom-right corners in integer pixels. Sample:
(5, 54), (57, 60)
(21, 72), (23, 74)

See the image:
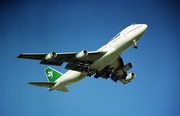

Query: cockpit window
(109, 33), (120, 42)
(132, 23), (136, 26)
(127, 25), (142, 33)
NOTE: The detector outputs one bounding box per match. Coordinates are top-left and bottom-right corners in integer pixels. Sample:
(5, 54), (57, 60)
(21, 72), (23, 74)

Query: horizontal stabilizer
(57, 86), (69, 92)
(28, 82), (69, 92)
(28, 82), (55, 88)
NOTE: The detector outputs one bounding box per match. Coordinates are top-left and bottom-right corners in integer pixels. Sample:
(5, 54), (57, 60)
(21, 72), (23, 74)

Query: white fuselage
(50, 24), (147, 91)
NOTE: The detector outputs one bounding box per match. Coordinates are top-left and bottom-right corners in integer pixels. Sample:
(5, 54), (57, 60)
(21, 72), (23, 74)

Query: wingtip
(27, 82), (32, 84)
(16, 54), (22, 58)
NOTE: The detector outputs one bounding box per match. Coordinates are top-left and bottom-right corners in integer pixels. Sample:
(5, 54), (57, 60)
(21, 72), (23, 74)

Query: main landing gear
(133, 40), (138, 49)
(86, 67), (96, 77)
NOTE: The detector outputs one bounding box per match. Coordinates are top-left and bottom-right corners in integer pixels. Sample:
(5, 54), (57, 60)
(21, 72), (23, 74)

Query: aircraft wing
(17, 51), (107, 67)
(96, 56), (135, 84)
(96, 56), (129, 83)
(109, 56), (124, 71)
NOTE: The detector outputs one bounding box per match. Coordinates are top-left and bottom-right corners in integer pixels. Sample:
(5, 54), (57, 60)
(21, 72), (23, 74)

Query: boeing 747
(17, 23), (147, 92)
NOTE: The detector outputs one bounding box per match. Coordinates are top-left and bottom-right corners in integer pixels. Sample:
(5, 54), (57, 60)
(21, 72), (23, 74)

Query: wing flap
(28, 82), (55, 88)
(40, 59), (64, 66)
(65, 61), (89, 72)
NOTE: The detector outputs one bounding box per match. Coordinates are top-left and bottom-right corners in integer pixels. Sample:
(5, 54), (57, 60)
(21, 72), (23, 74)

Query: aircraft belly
(53, 71), (87, 89)
(64, 71), (87, 85)
(111, 37), (131, 52)
(91, 48), (119, 71)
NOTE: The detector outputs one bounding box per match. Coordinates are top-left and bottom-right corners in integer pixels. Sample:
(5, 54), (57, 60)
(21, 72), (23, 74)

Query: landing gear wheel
(133, 40), (138, 49)
(87, 73), (92, 77)
(133, 45), (138, 49)
(105, 71), (111, 78)
(114, 77), (118, 83)
(94, 74), (99, 79)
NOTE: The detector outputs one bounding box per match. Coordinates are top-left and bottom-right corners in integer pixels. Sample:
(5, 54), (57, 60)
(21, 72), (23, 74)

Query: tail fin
(44, 67), (63, 82)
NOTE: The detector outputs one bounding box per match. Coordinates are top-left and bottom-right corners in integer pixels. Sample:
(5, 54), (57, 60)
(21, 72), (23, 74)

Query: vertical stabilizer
(44, 67), (63, 82)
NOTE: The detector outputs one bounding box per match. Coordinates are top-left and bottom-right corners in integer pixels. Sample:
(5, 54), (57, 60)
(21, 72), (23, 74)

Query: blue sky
(1, 0), (180, 116)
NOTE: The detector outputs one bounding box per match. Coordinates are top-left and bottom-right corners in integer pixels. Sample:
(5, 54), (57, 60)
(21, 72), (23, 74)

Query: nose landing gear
(133, 40), (138, 49)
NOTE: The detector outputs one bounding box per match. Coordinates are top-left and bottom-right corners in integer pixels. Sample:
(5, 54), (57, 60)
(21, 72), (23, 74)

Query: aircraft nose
(133, 24), (148, 41)
(137, 24), (147, 35)
(142, 24), (148, 31)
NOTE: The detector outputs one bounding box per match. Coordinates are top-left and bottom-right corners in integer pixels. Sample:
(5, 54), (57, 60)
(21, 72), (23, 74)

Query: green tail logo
(44, 67), (63, 82)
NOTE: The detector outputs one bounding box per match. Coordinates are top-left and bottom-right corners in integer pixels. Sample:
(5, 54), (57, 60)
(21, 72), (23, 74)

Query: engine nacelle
(123, 62), (133, 72)
(75, 50), (88, 59)
(125, 73), (135, 81)
(45, 51), (57, 61)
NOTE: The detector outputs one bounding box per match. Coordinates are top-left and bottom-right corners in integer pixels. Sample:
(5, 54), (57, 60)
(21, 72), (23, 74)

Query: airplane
(17, 23), (148, 92)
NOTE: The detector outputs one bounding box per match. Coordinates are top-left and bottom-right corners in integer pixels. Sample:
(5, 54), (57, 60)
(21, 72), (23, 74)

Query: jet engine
(45, 51), (57, 61)
(75, 50), (88, 59)
(125, 73), (135, 81)
(123, 62), (133, 72)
